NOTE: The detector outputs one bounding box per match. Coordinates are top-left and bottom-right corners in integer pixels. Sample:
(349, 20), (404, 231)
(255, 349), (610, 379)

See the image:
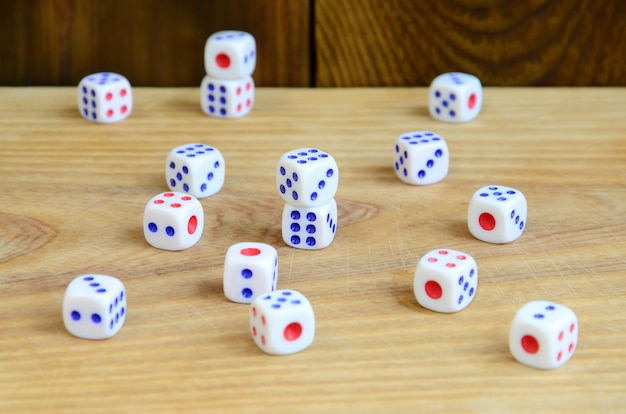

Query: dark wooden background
(1, 0), (625, 87)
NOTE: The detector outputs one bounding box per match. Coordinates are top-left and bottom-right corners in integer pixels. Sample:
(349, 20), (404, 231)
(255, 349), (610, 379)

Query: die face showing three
(200, 75), (255, 119)
(63, 275), (126, 340)
(77, 72), (132, 123)
(414, 249), (478, 313)
(204, 30), (256, 80)
(429, 72), (482, 123)
(250, 290), (315, 355)
(143, 192), (204, 251)
(509, 301), (578, 370)
(468, 185), (527, 244)
(282, 198), (337, 250)
(394, 131), (449, 185)
(166, 143), (225, 198)
(224, 242), (278, 304)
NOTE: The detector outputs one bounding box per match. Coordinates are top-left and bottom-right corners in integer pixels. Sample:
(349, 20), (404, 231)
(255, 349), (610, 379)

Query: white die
(509, 301), (578, 370)
(276, 148), (339, 208)
(393, 131), (449, 185)
(200, 75), (254, 119)
(204, 30), (256, 79)
(143, 192), (204, 251)
(413, 248), (478, 313)
(250, 290), (315, 355)
(282, 199), (337, 250)
(223, 242), (278, 304)
(429, 72), (482, 123)
(166, 143), (225, 198)
(468, 185), (527, 244)
(63, 274), (126, 340)
(77, 72), (132, 123)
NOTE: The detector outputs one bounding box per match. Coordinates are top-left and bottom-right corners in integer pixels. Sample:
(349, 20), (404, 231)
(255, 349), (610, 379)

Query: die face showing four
(394, 131), (449, 185)
(250, 290), (315, 355)
(143, 192), (204, 251)
(63, 274), (126, 340)
(468, 185), (527, 244)
(277, 148), (339, 208)
(282, 199), (337, 250)
(429, 72), (482, 123)
(166, 143), (225, 198)
(77, 72), (132, 123)
(414, 249), (478, 313)
(200, 75), (255, 119)
(509, 301), (578, 370)
(204, 30), (256, 80)
(224, 242), (278, 303)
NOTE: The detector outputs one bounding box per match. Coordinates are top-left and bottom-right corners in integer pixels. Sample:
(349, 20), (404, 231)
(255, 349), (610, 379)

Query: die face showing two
(224, 242), (278, 303)
(394, 131), (449, 185)
(78, 72), (132, 123)
(250, 290), (315, 355)
(414, 249), (478, 313)
(276, 148), (339, 208)
(200, 75), (255, 118)
(468, 185), (527, 244)
(204, 30), (256, 80)
(166, 143), (225, 198)
(429, 72), (482, 123)
(143, 192), (204, 251)
(63, 275), (126, 340)
(282, 199), (337, 250)
(509, 301), (578, 370)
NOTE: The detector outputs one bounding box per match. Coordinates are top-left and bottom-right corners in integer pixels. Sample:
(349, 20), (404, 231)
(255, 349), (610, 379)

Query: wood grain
(0, 87), (625, 412)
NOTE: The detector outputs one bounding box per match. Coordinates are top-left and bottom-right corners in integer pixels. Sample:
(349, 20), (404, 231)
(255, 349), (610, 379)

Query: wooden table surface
(1, 87), (625, 413)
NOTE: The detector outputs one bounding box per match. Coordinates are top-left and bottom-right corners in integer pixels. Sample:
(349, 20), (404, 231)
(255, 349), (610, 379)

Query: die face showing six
(224, 242), (278, 304)
(429, 72), (482, 123)
(63, 274), (126, 340)
(468, 185), (527, 244)
(200, 75), (255, 119)
(204, 30), (256, 79)
(394, 131), (449, 185)
(143, 192), (204, 251)
(77, 72), (132, 123)
(509, 301), (578, 370)
(282, 199), (337, 250)
(276, 148), (339, 208)
(414, 249), (478, 313)
(250, 290), (315, 355)
(166, 143), (225, 198)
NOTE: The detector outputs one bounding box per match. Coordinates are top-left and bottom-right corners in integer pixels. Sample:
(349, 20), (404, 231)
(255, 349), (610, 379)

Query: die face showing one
(468, 185), (527, 244)
(429, 72), (482, 123)
(282, 199), (337, 250)
(394, 131), (449, 185)
(143, 192), (204, 251)
(166, 143), (225, 198)
(77, 72), (132, 123)
(250, 290), (315, 355)
(413, 249), (478, 313)
(63, 274), (126, 340)
(276, 148), (339, 208)
(509, 301), (578, 370)
(224, 242), (278, 303)
(204, 30), (256, 79)
(200, 75), (255, 119)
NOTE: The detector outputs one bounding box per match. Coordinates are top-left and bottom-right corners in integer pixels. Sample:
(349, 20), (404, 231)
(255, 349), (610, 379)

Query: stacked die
(201, 30), (256, 118)
(276, 148), (339, 250)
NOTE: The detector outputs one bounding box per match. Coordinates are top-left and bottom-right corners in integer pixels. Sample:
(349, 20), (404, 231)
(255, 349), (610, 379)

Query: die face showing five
(77, 72), (132, 123)
(394, 131), (449, 185)
(204, 30), (256, 80)
(250, 290), (315, 355)
(166, 143), (225, 198)
(224, 242), (278, 304)
(277, 148), (339, 208)
(468, 185), (527, 244)
(414, 249), (478, 313)
(282, 199), (337, 250)
(509, 301), (578, 370)
(63, 274), (126, 340)
(200, 75), (255, 119)
(429, 72), (482, 123)
(143, 192), (204, 251)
